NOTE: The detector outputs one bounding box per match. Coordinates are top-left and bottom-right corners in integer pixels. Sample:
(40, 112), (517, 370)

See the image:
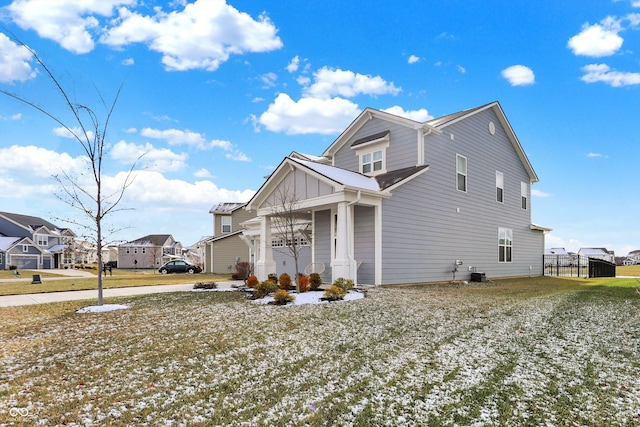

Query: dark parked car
(158, 260), (202, 274)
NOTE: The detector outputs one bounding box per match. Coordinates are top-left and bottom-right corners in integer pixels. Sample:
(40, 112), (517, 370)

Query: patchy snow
(76, 304), (130, 313)
(252, 290), (365, 305)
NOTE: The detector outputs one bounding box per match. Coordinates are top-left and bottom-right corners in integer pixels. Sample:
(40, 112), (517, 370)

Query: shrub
(254, 280), (278, 299)
(8, 265), (17, 271)
(193, 282), (217, 290)
(279, 273), (292, 290)
(298, 274), (310, 293)
(309, 273), (322, 290)
(323, 285), (346, 301)
(273, 289), (295, 305)
(333, 277), (354, 293)
(268, 273), (278, 282)
(246, 275), (259, 288)
(231, 273), (240, 280)
(235, 261), (253, 281)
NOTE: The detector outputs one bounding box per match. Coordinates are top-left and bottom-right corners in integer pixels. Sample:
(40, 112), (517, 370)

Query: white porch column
(331, 201), (357, 283)
(255, 215), (276, 281)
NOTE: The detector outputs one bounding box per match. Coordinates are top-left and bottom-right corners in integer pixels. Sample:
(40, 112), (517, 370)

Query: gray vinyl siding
(273, 246), (311, 278)
(381, 108), (543, 284)
(314, 209), (332, 283)
(333, 120), (418, 173)
(211, 235), (251, 274)
(0, 218), (30, 238)
(353, 206), (375, 284)
(214, 209), (255, 237)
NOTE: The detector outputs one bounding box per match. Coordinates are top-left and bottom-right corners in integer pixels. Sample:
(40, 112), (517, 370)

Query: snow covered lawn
(1, 277), (639, 426)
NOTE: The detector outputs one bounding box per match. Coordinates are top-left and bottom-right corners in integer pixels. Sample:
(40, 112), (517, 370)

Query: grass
(1, 276), (639, 426)
(0, 271), (231, 296)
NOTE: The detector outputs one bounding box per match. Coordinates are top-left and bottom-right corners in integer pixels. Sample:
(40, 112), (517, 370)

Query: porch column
(331, 201), (357, 283)
(255, 215), (276, 281)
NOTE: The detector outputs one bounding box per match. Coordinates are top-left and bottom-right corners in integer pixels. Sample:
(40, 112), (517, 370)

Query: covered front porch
(244, 157), (385, 285)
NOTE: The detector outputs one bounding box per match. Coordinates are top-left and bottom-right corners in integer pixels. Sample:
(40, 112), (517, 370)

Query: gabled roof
(209, 202), (246, 214)
(375, 165), (429, 191)
(121, 234), (174, 247)
(294, 158), (381, 192)
(289, 151), (331, 164)
(0, 236), (21, 251)
(0, 211), (72, 235)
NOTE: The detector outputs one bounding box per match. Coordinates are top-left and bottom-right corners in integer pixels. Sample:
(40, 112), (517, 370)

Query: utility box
(31, 274), (42, 284)
(470, 272), (486, 282)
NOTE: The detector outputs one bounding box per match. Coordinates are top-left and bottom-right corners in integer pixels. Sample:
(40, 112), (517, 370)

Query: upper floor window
(351, 130), (389, 176)
(361, 150), (383, 174)
(23, 245), (29, 253)
(36, 235), (48, 246)
(456, 154), (467, 192)
(496, 171), (504, 203)
(221, 216), (232, 233)
(498, 228), (513, 263)
(521, 182), (528, 210)
(126, 248), (130, 254)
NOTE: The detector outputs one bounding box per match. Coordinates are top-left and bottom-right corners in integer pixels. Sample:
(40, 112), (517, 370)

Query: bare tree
(1, 36), (142, 305)
(271, 185), (308, 293)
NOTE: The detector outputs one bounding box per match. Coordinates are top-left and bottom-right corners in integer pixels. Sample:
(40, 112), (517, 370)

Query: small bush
(309, 273), (322, 290)
(254, 280), (278, 299)
(8, 265), (17, 271)
(279, 273), (292, 290)
(193, 282), (217, 290)
(298, 274), (310, 293)
(231, 273), (240, 280)
(273, 289), (295, 305)
(323, 285), (346, 301)
(268, 273), (278, 282)
(246, 275), (259, 288)
(235, 261), (253, 281)
(333, 277), (354, 293)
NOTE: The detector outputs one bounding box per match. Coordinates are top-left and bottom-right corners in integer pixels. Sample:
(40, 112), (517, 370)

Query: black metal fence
(544, 254), (616, 278)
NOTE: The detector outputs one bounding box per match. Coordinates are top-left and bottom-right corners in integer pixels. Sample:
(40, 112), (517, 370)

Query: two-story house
(117, 234), (183, 269)
(245, 101), (550, 285)
(204, 202), (255, 274)
(0, 212), (76, 269)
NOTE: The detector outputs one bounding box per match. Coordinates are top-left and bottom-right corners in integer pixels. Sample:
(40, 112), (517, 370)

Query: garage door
(14, 256), (38, 269)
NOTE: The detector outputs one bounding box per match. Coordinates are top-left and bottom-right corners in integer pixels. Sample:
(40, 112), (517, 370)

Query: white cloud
(408, 55), (420, 64)
(382, 106), (433, 122)
(634, 1), (640, 7)
(141, 127), (207, 147)
(304, 67), (401, 99)
(567, 19), (623, 57)
(53, 126), (96, 141)
(456, 65), (466, 74)
(501, 65), (535, 86)
(580, 63), (640, 86)
(101, 1), (282, 71)
(7, 0), (135, 54)
(257, 93), (360, 135)
(193, 168), (213, 178)
(0, 145), (88, 180)
(586, 152), (604, 157)
(122, 58), (134, 66)
(0, 113), (22, 121)
(0, 33), (37, 83)
(531, 189), (551, 198)
(260, 72), (278, 88)
(109, 140), (188, 172)
(287, 55), (300, 72)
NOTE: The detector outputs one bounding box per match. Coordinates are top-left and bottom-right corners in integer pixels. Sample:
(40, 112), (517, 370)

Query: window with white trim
(361, 150), (383, 174)
(456, 154), (467, 192)
(23, 245), (29, 253)
(36, 234), (48, 246)
(496, 171), (504, 203)
(126, 248), (130, 254)
(498, 228), (513, 263)
(221, 216), (232, 233)
(521, 182), (528, 210)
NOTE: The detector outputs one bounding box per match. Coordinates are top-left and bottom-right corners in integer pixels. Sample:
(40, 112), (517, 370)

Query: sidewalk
(0, 284), (196, 307)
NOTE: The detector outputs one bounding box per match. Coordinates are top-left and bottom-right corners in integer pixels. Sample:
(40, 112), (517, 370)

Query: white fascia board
(531, 223), (552, 233)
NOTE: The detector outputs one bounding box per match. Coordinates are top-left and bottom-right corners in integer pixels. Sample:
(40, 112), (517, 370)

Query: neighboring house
(184, 236), (210, 268)
(545, 248), (568, 255)
(578, 247), (615, 264)
(204, 202), (256, 274)
(245, 102), (551, 285)
(623, 250), (640, 265)
(118, 234), (183, 269)
(0, 212), (76, 269)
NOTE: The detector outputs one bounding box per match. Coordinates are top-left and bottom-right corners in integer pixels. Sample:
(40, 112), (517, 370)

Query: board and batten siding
(313, 209), (332, 283)
(380, 108), (544, 284)
(353, 205), (376, 284)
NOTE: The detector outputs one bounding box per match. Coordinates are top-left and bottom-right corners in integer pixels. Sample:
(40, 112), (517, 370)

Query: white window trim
(456, 154), (467, 192)
(221, 216), (232, 233)
(353, 139), (390, 176)
(23, 245), (29, 253)
(521, 182), (528, 210)
(496, 171), (504, 203)
(498, 227), (513, 263)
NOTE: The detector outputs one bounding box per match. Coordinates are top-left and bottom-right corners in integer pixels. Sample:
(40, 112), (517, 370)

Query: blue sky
(0, 0), (639, 256)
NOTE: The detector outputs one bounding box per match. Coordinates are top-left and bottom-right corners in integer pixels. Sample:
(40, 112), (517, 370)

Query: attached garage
(12, 255), (39, 269)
